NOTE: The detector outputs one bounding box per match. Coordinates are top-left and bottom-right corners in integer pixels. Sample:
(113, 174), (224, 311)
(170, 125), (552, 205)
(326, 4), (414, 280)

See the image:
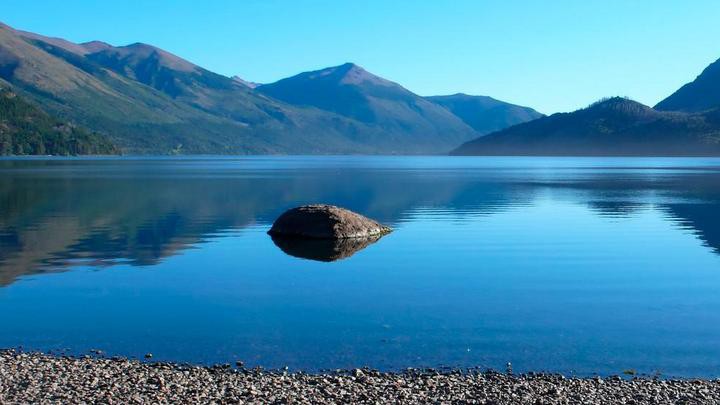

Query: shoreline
(1, 350), (718, 404)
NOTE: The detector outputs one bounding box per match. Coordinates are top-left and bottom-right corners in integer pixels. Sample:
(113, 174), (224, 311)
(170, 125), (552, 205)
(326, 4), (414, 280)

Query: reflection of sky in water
(1, 156), (720, 377)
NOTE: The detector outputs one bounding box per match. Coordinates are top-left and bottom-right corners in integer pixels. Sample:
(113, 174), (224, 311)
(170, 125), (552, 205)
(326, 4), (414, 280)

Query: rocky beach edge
(1, 350), (719, 404)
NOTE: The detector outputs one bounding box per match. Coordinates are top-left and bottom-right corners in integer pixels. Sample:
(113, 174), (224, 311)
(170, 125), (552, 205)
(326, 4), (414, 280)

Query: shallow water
(1, 156), (720, 377)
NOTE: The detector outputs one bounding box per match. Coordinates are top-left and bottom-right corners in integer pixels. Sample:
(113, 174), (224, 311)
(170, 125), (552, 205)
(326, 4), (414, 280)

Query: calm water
(2, 156), (720, 377)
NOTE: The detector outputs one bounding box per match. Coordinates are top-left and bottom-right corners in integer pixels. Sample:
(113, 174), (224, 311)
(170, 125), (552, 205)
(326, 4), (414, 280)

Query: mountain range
(5, 21), (720, 157)
(0, 22), (541, 155)
(454, 57), (720, 156)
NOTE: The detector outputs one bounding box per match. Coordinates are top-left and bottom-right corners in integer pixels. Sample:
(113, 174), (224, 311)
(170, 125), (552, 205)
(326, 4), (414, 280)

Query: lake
(1, 156), (720, 377)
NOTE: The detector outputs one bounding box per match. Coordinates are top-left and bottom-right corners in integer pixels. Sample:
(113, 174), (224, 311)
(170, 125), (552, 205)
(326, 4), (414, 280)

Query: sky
(3, 0), (720, 114)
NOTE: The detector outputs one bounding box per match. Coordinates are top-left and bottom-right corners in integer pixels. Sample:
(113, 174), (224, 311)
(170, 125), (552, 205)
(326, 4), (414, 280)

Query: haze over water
(1, 156), (720, 377)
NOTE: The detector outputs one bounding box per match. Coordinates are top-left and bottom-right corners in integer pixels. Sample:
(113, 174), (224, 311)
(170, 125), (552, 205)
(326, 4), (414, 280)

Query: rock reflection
(270, 234), (385, 262)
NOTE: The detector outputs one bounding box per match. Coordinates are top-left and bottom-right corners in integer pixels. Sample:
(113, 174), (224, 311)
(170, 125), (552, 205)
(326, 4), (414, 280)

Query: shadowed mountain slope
(656, 58), (720, 113)
(452, 97), (720, 156)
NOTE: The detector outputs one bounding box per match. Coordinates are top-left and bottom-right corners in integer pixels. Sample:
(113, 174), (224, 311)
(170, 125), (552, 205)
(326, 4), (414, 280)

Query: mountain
(256, 63), (478, 151)
(426, 93), (543, 134)
(0, 22), (540, 155)
(452, 97), (720, 156)
(656, 57), (720, 112)
(0, 86), (117, 155)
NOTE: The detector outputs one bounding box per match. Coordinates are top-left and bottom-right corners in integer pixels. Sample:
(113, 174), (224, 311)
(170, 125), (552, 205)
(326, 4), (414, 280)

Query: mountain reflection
(531, 172), (720, 254)
(2, 158), (720, 286)
(0, 158), (530, 285)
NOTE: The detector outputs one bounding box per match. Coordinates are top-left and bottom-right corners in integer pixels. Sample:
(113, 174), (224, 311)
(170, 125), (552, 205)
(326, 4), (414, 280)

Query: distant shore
(1, 350), (718, 404)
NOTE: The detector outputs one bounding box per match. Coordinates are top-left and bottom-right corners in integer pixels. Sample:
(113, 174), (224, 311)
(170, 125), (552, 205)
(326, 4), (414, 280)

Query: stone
(268, 205), (391, 239)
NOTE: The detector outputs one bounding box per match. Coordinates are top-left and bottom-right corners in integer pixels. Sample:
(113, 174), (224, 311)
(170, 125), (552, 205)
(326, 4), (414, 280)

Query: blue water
(1, 156), (720, 377)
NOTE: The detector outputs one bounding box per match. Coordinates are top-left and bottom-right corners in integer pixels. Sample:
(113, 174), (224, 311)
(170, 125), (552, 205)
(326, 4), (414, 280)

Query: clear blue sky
(3, 0), (720, 114)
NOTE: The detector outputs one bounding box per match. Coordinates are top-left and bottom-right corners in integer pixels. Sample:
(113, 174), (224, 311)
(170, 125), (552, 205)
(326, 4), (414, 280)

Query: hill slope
(656, 58), (720, 112)
(0, 86), (117, 155)
(426, 93), (543, 134)
(452, 98), (720, 156)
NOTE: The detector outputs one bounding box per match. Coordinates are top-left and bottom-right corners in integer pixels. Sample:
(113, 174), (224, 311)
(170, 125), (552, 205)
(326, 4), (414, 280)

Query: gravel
(2, 350), (720, 404)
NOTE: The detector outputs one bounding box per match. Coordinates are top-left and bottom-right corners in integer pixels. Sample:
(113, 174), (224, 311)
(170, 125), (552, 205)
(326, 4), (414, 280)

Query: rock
(268, 205), (391, 239)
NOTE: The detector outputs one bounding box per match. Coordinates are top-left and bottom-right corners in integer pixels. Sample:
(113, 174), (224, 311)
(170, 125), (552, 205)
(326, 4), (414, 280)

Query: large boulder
(268, 204), (392, 239)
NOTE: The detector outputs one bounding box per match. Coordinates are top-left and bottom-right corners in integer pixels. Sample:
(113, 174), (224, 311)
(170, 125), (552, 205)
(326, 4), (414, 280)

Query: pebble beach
(1, 350), (719, 404)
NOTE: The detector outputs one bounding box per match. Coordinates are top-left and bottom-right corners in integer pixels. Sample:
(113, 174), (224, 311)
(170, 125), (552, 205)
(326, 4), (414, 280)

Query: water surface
(1, 156), (720, 377)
